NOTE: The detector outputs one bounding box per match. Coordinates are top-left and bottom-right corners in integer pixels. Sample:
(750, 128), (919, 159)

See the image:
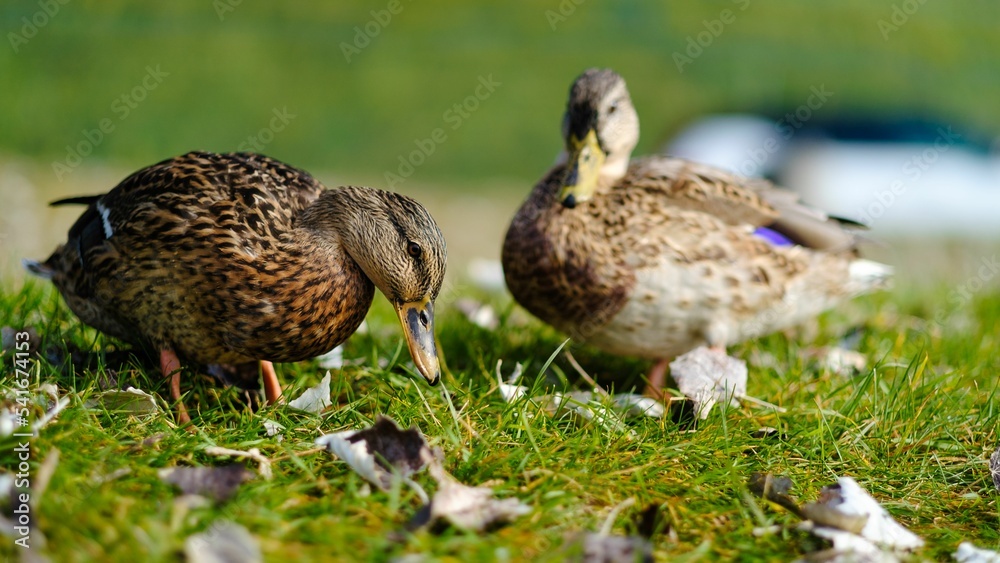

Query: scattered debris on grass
(496, 360), (631, 435)
(801, 477), (923, 553)
(137, 433), (166, 450)
(497, 348), (784, 432)
(262, 419), (285, 438)
(610, 394), (665, 418)
(563, 499), (655, 563)
(185, 520), (262, 563)
(288, 371), (332, 414)
(541, 392), (631, 434)
(748, 472), (802, 517)
(495, 359), (658, 435)
(1, 383), (71, 437)
(32, 396), (70, 435)
(316, 416), (434, 503)
(571, 533), (654, 563)
(159, 464), (253, 502)
(670, 347), (747, 419)
(749, 474), (923, 561)
(84, 387), (160, 415)
(315, 345), (344, 370)
(497, 361), (527, 402)
(954, 542), (1000, 563)
(204, 446), (273, 480)
(0, 409), (17, 437)
(990, 444), (1000, 491)
(421, 460), (531, 532)
(816, 346), (868, 376)
(318, 416), (531, 532)
(455, 298), (499, 330)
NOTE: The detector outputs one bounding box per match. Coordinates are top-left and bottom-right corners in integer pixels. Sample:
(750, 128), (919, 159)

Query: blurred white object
(315, 345), (344, 369)
(955, 542), (1000, 563)
(666, 114), (1000, 237)
(783, 142), (1000, 237)
(803, 476), (924, 553)
(668, 114), (789, 178)
(456, 298), (499, 330)
(467, 258), (506, 292)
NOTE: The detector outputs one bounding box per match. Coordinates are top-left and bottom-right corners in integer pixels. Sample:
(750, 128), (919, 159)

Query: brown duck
(502, 69), (891, 396)
(27, 151), (447, 423)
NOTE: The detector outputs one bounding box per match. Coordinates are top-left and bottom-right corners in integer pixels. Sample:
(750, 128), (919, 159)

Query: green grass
(0, 277), (998, 562)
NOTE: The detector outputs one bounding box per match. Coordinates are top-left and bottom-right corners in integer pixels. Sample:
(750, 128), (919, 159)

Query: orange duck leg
(159, 349), (191, 425)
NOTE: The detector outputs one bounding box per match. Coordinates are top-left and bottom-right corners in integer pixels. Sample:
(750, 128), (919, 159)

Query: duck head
(313, 186), (447, 385)
(558, 68), (640, 208)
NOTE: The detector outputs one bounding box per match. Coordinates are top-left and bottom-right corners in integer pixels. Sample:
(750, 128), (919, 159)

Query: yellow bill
(559, 128), (606, 208)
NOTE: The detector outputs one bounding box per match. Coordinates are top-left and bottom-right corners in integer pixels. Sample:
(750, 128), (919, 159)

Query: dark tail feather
(828, 213), (869, 229)
(50, 195), (102, 207)
(23, 259), (55, 279)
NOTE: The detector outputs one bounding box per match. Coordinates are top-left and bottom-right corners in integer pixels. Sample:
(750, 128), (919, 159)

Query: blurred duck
(502, 69), (891, 396)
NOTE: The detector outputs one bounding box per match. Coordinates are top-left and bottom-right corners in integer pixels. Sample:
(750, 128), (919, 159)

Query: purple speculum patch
(753, 226), (795, 247)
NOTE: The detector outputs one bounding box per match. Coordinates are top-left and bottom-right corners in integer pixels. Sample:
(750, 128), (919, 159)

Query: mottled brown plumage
(502, 69), (891, 394)
(28, 151), (447, 422)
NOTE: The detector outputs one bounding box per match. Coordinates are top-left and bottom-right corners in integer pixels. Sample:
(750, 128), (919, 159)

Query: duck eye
(607, 103), (618, 114)
(407, 242), (422, 257)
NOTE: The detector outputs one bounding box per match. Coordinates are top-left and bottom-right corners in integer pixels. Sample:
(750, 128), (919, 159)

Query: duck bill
(394, 297), (440, 385)
(559, 128), (606, 208)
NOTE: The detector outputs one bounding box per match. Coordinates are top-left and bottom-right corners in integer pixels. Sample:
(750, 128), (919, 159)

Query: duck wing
(52, 151), (326, 271)
(625, 156), (861, 252)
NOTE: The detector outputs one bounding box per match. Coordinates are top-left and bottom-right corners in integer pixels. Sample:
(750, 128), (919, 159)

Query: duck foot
(261, 360), (283, 405)
(644, 358), (670, 400)
(159, 349), (191, 425)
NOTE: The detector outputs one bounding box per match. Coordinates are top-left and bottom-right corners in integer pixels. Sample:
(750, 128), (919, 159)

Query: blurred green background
(2, 0), (999, 274)
(3, 0), (999, 182)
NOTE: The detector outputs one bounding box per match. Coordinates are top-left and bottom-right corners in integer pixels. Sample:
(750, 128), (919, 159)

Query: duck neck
(297, 187), (392, 297)
(601, 151), (630, 184)
(297, 189), (353, 253)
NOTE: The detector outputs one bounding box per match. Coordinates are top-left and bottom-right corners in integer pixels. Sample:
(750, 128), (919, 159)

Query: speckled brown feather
(38, 151), (446, 368)
(503, 155), (878, 358)
(502, 164), (635, 341)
